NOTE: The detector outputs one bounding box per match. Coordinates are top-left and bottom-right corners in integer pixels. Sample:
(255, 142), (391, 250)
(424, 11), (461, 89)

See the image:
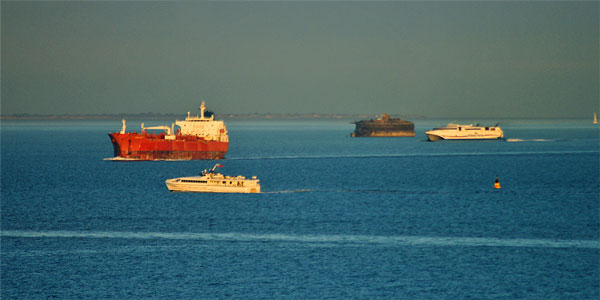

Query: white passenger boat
(425, 123), (504, 141)
(165, 164), (260, 193)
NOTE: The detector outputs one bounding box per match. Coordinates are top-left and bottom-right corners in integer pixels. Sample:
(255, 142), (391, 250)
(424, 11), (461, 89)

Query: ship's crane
(201, 164), (223, 176)
(141, 123), (175, 136)
(210, 163), (223, 173)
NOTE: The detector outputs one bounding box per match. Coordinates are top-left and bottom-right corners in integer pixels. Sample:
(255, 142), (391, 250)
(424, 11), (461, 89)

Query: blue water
(2, 119), (599, 299)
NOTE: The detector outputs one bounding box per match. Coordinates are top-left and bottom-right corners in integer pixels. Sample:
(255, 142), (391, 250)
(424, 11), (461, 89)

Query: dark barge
(351, 114), (415, 137)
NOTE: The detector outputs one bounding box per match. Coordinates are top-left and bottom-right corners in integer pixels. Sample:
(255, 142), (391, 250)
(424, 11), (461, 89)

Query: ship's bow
(108, 133), (128, 157)
(425, 131), (443, 141)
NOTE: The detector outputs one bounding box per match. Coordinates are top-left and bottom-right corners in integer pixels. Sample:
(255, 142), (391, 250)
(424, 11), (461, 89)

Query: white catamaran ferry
(425, 123), (504, 141)
(165, 164), (260, 193)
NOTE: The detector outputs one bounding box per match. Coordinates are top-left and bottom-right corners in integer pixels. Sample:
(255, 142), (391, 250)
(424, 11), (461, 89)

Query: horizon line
(1, 112), (596, 121)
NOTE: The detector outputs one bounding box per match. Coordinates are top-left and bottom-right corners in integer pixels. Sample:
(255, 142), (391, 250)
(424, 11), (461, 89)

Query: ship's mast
(120, 119), (126, 134)
(200, 101), (206, 119)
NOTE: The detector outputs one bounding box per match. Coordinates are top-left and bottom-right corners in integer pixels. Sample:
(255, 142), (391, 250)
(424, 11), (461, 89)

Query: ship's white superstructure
(165, 164), (260, 193)
(174, 102), (229, 142)
(425, 123), (504, 141)
(119, 101), (229, 143)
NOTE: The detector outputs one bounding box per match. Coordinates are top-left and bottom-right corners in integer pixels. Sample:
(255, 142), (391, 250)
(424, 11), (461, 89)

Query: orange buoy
(494, 177), (501, 189)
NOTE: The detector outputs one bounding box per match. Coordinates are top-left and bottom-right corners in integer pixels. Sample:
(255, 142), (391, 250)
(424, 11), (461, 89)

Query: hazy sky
(2, 1), (598, 118)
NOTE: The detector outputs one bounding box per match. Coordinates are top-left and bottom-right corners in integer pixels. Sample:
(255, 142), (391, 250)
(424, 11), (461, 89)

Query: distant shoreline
(0, 113), (592, 122)
(1, 113), (425, 121)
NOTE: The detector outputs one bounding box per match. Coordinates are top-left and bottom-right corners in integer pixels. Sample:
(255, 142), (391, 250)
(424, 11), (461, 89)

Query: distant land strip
(1, 113), (424, 121)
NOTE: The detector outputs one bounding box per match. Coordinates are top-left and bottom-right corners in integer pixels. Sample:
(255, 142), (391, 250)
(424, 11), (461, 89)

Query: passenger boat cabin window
(182, 179), (208, 183)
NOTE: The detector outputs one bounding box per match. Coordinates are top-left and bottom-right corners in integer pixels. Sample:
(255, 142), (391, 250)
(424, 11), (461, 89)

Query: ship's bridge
(175, 102), (229, 142)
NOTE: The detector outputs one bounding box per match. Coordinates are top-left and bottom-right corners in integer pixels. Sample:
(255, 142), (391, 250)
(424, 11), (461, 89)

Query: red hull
(108, 132), (228, 160)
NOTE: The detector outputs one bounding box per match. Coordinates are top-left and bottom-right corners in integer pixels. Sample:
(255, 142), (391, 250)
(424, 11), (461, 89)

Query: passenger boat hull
(109, 133), (228, 160)
(165, 181), (260, 193)
(425, 124), (504, 141)
(426, 133), (504, 141)
(165, 179), (260, 193)
(426, 133), (444, 141)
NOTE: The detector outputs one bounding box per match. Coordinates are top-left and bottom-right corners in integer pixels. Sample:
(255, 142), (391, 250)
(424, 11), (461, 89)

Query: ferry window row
(461, 127), (495, 131)
(181, 180), (208, 183)
(177, 179), (245, 186)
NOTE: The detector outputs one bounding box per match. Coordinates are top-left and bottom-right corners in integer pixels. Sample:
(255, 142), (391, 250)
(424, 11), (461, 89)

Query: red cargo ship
(108, 102), (229, 160)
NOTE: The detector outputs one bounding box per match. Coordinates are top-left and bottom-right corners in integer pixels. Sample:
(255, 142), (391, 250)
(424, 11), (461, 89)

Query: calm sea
(1, 119), (599, 299)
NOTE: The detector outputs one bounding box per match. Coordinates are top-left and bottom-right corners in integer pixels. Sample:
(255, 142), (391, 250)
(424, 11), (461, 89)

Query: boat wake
(2, 230), (598, 249)
(104, 157), (141, 161)
(506, 138), (555, 142)
(103, 157), (191, 161)
(229, 150), (596, 161)
(262, 189), (312, 194)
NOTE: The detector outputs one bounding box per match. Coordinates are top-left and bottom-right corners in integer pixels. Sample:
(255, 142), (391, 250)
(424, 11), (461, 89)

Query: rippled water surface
(2, 119), (599, 299)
